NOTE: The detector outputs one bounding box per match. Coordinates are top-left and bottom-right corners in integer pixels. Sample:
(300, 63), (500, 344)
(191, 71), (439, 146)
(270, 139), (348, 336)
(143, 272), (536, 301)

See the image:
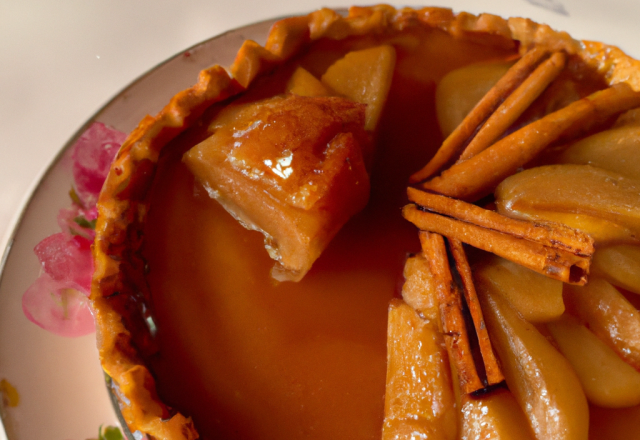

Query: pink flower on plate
(22, 122), (127, 337)
(22, 273), (95, 337)
(57, 205), (98, 240)
(72, 122), (127, 207)
(34, 233), (93, 292)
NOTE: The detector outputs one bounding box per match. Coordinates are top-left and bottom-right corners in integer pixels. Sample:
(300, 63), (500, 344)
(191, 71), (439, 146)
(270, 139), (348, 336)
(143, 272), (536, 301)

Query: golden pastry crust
(91, 5), (640, 439)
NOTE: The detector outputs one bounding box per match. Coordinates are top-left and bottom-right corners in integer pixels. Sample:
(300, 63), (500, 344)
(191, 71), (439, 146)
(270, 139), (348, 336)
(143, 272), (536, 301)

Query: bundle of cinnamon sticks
(403, 46), (640, 394)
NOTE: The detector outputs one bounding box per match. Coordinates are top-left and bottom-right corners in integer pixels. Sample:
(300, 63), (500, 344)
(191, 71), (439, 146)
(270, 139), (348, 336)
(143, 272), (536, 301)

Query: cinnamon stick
(404, 205), (590, 284)
(458, 51), (566, 161)
(448, 239), (504, 385)
(407, 187), (594, 257)
(419, 231), (484, 394)
(420, 83), (640, 201)
(409, 47), (550, 183)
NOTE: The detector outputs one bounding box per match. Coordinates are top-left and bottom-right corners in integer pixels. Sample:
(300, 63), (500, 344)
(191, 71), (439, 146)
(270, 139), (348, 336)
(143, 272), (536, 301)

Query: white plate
(1, 2), (640, 439)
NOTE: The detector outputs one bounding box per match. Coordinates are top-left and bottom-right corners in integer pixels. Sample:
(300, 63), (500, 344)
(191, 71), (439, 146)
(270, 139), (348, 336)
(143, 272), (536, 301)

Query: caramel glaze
(142, 27), (515, 440)
(590, 404), (640, 440)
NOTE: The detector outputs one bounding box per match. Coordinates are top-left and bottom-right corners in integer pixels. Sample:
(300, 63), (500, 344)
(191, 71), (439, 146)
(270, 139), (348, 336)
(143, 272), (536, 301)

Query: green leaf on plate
(98, 425), (125, 440)
(73, 215), (97, 230)
(69, 187), (84, 208)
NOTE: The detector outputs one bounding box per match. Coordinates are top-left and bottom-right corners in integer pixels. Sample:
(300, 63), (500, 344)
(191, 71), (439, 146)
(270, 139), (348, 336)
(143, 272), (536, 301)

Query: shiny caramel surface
(183, 95), (371, 281)
(141, 29), (515, 439)
(144, 133), (415, 440)
(186, 95), (369, 210)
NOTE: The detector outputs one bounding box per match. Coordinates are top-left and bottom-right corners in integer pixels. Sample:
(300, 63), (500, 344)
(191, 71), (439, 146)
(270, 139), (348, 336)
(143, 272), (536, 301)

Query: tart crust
(91, 5), (640, 439)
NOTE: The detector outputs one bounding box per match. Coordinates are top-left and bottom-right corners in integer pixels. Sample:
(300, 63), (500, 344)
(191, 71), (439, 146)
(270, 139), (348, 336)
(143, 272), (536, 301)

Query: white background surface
(1, 1), (639, 439)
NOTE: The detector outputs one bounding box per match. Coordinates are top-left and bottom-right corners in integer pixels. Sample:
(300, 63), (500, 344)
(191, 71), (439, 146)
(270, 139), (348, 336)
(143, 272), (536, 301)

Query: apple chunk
(547, 315), (640, 408)
(184, 95), (371, 281)
(321, 45), (396, 131)
(592, 245), (640, 295)
(399, 253), (438, 320)
(286, 66), (332, 97)
(459, 388), (536, 440)
(558, 125), (640, 180)
(478, 283), (589, 440)
(496, 164), (640, 244)
(382, 299), (456, 440)
(474, 256), (564, 323)
(436, 60), (512, 137)
(564, 278), (640, 371)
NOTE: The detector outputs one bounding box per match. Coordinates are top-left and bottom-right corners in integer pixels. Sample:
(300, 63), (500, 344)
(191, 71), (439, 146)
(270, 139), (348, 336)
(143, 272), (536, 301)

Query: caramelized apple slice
(547, 315), (640, 408)
(459, 388), (536, 440)
(184, 95), (371, 281)
(592, 245), (640, 295)
(383, 299), (457, 440)
(496, 164), (640, 244)
(436, 60), (513, 137)
(614, 107), (640, 127)
(478, 283), (589, 440)
(475, 256), (564, 322)
(400, 253), (438, 320)
(564, 278), (640, 371)
(321, 45), (396, 131)
(286, 66), (333, 97)
(558, 125), (640, 180)
(450, 345), (534, 440)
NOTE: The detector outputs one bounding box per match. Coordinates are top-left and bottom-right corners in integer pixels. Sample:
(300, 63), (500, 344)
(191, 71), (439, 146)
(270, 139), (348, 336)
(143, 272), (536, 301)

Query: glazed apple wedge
(435, 60), (513, 138)
(286, 66), (333, 97)
(592, 245), (640, 294)
(184, 94), (371, 281)
(564, 278), (640, 371)
(383, 253), (457, 439)
(495, 164), (640, 244)
(474, 255), (564, 323)
(184, 45), (396, 281)
(458, 388), (535, 440)
(383, 299), (457, 439)
(321, 45), (396, 131)
(558, 124), (640, 180)
(478, 282), (589, 440)
(547, 315), (640, 408)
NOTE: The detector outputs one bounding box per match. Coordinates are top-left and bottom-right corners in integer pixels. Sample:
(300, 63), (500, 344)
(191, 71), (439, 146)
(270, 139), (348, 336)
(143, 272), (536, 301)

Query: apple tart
(91, 5), (640, 440)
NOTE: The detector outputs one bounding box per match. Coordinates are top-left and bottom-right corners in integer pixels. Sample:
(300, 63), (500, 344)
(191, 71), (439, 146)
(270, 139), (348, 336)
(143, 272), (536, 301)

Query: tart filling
(91, 5), (640, 440)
